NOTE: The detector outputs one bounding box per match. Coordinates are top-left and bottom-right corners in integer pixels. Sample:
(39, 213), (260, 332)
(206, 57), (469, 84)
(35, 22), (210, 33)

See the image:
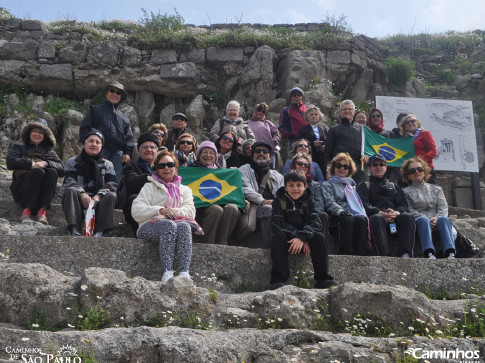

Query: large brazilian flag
(178, 167), (246, 209)
(361, 127), (415, 166)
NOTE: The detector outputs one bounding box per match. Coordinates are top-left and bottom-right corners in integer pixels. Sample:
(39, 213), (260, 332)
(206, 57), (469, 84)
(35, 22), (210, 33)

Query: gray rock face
(135, 91), (155, 119)
(37, 41), (55, 61)
(58, 42), (86, 63)
(39, 64), (73, 82)
(180, 48), (205, 63)
(0, 40), (38, 61)
(159, 62), (201, 96)
(207, 47), (244, 63)
(121, 46), (141, 67)
(86, 43), (119, 67)
(62, 125), (82, 161)
(186, 95), (205, 138)
(0, 60), (24, 81)
(150, 49), (177, 65)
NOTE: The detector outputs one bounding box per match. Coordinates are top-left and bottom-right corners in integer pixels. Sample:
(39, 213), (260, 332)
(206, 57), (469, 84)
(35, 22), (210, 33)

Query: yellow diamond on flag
(371, 142), (409, 163)
(188, 173), (237, 204)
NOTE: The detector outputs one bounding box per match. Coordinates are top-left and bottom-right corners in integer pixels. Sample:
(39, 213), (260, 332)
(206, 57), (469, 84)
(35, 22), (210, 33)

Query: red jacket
(279, 103), (308, 139)
(414, 130), (437, 168)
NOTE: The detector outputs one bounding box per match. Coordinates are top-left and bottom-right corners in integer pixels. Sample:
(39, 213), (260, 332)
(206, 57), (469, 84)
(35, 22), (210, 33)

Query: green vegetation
(293, 269), (312, 289)
(75, 305), (111, 330)
(385, 57), (415, 87)
(26, 306), (58, 331)
(0, 6), (13, 19)
(436, 65), (456, 85)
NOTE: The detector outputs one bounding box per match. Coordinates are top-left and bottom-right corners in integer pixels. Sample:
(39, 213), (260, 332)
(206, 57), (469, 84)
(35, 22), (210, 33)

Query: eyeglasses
(179, 140), (192, 145)
(371, 114), (383, 118)
(291, 93), (303, 97)
(108, 88), (123, 96)
(297, 144), (309, 148)
(335, 163), (350, 170)
(140, 145), (157, 150)
(200, 150), (216, 156)
(221, 136), (235, 143)
(341, 108), (354, 111)
(156, 162), (176, 169)
(371, 163), (386, 167)
(173, 117), (186, 121)
(152, 130), (165, 137)
(254, 148), (270, 154)
(295, 161), (310, 168)
(408, 167), (424, 174)
(404, 119), (417, 124)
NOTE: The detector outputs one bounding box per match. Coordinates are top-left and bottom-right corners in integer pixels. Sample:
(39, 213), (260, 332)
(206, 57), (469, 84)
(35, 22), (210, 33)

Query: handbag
(454, 230), (479, 258)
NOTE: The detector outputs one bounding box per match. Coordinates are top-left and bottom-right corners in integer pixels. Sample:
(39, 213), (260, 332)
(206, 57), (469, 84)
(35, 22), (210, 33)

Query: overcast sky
(3, 0), (485, 38)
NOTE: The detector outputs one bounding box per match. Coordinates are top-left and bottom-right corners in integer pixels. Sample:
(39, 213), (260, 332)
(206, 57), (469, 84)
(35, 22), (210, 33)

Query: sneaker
(21, 215), (33, 223)
(314, 279), (338, 289)
(179, 271), (191, 279)
(161, 271), (174, 282)
(447, 252), (455, 259)
(427, 252), (436, 260)
(402, 253), (410, 259)
(36, 215), (48, 225)
(93, 232), (103, 237)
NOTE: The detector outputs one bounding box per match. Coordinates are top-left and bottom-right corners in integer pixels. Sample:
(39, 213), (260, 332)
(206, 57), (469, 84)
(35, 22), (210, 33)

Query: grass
(26, 306), (58, 331)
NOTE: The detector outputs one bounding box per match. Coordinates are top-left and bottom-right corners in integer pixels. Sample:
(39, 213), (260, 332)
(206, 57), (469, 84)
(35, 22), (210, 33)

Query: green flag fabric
(178, 167), (246, 209)
(361, 127), (415, 166)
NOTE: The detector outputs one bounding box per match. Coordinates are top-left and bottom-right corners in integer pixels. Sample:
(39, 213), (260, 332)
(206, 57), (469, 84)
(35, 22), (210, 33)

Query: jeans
(101, 148), (124, 183)
(415, 216), (455, 255)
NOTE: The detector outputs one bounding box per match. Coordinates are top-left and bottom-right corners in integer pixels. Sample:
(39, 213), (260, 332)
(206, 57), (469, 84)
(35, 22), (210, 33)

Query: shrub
(0, 6), (13, 19)
(385, 57), (415, 87)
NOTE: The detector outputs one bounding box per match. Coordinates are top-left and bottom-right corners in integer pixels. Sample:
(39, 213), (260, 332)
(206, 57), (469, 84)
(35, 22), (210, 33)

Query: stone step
(1, 235), (484, 294)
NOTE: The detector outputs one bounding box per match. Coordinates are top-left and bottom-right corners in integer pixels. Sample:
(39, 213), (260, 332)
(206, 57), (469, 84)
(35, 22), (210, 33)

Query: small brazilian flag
(178, 167), (246, 209)
(362, 127), (415, 166)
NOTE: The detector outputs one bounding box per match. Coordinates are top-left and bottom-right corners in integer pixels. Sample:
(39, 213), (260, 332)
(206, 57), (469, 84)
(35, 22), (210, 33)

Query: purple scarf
(151, 173), (182, 208)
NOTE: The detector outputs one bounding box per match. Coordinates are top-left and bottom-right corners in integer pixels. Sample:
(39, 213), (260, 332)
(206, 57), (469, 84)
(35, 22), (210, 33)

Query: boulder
(207, 47), (243, 63)
(150, 49), (177, 65)
(62, 125), (82, 161)
(58, 42), (86, 64)
(0, 60), (24, 81)
(86, 42), (119, 67)
(135, 91), (155, 119)
(185, 95), (205, 138)
(159, 62), (201, 96)
(37, 41), (55, 61)
(0, 40), (38, 61)
(121, 46), (142, 67)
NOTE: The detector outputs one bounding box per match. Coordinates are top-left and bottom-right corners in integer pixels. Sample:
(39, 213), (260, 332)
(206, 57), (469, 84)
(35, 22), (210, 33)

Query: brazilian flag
(178, 167), (246, 209)
(362, 127), (415, 166)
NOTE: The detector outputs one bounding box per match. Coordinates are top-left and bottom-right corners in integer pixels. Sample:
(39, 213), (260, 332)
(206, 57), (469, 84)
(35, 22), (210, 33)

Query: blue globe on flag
(378, 146), (396, 161)
(199, 180), (222, 200)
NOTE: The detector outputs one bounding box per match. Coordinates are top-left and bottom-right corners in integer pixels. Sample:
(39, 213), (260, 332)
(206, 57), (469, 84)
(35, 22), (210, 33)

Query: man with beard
(238, 142), (284, 247)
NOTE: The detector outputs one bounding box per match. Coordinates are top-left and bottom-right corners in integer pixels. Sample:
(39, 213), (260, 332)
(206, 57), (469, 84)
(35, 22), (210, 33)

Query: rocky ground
(0, 164), (485, 362)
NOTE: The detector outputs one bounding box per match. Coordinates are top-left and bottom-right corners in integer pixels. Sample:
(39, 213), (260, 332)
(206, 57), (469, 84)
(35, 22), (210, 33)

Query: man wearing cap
(238, 141), (284, 246)
(62, 129), (118, 237)
(165, 113), (197, 152)
(279, 87), (309, 148)
(356, 154), (415, 258)
(118, 133), (160, 234)
(80, 81), (134, 182)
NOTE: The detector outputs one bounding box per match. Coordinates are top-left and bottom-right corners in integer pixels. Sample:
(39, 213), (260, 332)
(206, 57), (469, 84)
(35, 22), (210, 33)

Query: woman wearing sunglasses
(174, 133), (197, 167)
(322, 152), (369, 255)
(401, 156), (455, 259)
(282, 138), (325, 185)
(400, 114), (437, 184)
(215, 131), (240, 168)
(80, 81), (134, 183)
(367, 108), (390, 137)
(132, 150), (197, 282)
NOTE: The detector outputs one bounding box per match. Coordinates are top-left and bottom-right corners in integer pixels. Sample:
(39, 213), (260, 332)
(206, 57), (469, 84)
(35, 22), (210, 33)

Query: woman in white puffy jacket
(132, 150), (196, 282)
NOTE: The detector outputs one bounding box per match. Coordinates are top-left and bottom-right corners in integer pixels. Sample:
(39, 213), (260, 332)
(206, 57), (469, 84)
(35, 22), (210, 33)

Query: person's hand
(288, 238), (304, 254)
(150, 215), (167, 224)
(361, 155), (369, 164)
(386, 209), (399, 223)
(261, 200), (273, 206)
(339, 210), (352, 217)
(122, 154), (131, 164)
(244, 200), (250, 212)
(80, 193), (92, 209)
(430, 217), (437, 230)
(302, 241), (311, 257)
(33, 161), (48, 168)
(92, 194), (101, 206)
(159, 208), (179, 220)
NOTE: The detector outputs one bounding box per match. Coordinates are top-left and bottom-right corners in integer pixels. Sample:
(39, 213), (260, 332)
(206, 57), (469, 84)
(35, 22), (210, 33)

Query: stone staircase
(1, 170), (485, 362)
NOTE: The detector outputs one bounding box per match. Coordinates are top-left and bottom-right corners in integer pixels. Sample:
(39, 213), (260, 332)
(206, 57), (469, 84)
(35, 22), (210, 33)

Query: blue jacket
(80, 100), (134, 155)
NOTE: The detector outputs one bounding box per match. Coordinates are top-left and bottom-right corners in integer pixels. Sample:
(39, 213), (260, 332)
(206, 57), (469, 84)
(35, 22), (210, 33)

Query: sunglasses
(371, 114), (382, 118)
(221, 136), (235, 143)
(152, 130), (165, 137)
(404, 119), (417, 124)
(335, 163), (350, 170)
(156, 162), (176, 169)
(254, 148), (270, 154)
(297, 144), (309, 148)
(408, 167), (425, 174)
(179, 140), (192, 145)
(173, 117), (186, 121)
(295, 161), (310, 168)
(371, 163), (386, 167)
(341, 108), (354, 111)
(108, 88), (123, 96)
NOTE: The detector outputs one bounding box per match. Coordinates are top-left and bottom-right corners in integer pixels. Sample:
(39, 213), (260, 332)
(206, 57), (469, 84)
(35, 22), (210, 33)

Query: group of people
(6, 81), (456, 289)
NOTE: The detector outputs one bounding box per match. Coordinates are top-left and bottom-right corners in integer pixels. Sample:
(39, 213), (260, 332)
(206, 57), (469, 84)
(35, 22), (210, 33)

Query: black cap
(83, 129), (104, 144)
(137, 133), (160, 150)
(172, 113), (188, 121)
(368, 154), (387, 164)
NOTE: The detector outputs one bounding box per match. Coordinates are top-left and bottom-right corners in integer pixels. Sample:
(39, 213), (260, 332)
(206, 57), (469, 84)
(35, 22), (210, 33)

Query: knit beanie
(196, 141), (218, 160)
(83, 129), (104, 144)
(137, 133), (160, 150)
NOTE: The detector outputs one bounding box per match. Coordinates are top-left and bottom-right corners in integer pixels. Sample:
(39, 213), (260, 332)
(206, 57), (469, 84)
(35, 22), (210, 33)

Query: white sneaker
(94, 232), (103, 237)
(427, 252), (436, 260)
(447, 253), (455, 259)
(161, 271), (174, 282)
(402, 253), (410, 259)
(179, 271), (191, 279)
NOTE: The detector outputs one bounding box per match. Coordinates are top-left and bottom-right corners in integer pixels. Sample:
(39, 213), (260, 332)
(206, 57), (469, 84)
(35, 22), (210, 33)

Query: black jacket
(295, 124), (327, 167)
(356, 175), (409, 217)
(324, 118), (361, 165)
(80, 100), (134, 155)
(272, 186), (322, 242)
(122, 159), (153, 197)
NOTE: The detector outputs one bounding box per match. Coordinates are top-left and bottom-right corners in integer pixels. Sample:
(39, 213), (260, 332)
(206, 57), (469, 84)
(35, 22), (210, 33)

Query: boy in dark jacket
(270, 170), (337, 290)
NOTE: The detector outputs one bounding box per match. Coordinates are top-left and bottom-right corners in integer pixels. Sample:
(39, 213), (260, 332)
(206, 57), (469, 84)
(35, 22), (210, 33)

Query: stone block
(37, 41), (55, 60)
(0, 40), (38, 61)
(179, 48), (205, 64)
(326, 50), (351, 64)
(454, 187), (474, 209)
(150, 49), (177, 65)
(21, 20), (42, 30)
(86, 42), (119, 67)
(39, 64), (73, 82)
(207, 47), (243, 63)
(5, 18), (22, 29)
(58, 42), (86, 63)
(0, 60), (24, 80)
(121, 46), (142, 67)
